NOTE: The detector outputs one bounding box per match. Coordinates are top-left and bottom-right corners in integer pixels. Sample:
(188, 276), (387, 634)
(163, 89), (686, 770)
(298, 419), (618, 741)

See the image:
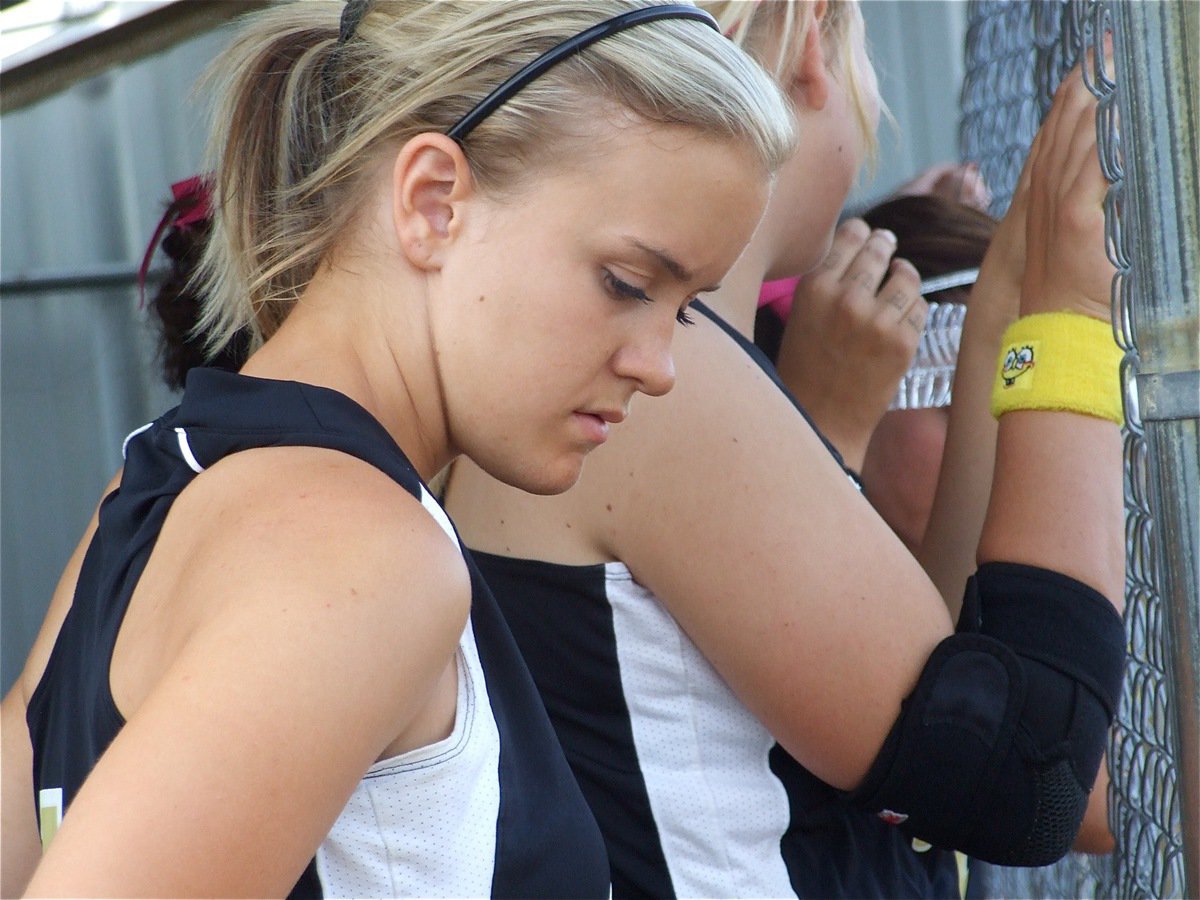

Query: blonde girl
(0, 2), (795, 896)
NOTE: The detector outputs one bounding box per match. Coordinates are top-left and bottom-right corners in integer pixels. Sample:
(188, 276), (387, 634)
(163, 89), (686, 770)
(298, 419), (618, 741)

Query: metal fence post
(1110, 2), (1200, 895)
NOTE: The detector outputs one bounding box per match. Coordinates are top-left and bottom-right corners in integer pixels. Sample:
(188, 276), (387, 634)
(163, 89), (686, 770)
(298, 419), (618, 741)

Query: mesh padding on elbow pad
(1026, 756), (1090, 863)
(850, 562), (1125, 866)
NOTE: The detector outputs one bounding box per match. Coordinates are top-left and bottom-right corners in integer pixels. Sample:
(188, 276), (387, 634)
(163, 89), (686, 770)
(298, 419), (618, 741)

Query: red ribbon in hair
(138, 175), (212, 306)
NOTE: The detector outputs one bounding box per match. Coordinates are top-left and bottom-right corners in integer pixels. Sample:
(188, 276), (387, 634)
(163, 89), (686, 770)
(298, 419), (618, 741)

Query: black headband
(338, 0), (371, 45)
(322, 0), (372, 114)
(446, 4), (720, 142)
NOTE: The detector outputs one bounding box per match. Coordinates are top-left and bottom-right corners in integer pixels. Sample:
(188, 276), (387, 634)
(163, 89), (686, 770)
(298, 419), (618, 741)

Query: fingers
(839, 222), (899, 296)
(829, 221), (923, 337)
(1062, 80), (1106, 201)
(878, 258), (926, 336)
(1039, 65), (1098, 181)
(778, 237), (926, 463)
(817, 218), (873, 281)
(1035, 72), (1080, 183)
(895, 161), (960, 198)
(931, 162), (992, 211)
(1083, 30), (1116, 89)
(1013, 126), (1042, 202)
(792, 220), (924, 364)
(959, 163), (993, 211)
(1018, 55), (1113, 320)
(1034, 62), (1105, 217)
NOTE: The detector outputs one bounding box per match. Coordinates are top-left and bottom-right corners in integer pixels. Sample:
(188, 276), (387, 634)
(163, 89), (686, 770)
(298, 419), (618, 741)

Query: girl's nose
(614, 326), (677, 398)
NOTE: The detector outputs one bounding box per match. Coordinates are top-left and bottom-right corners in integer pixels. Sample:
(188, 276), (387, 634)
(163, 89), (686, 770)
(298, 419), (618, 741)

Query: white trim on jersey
(604, 562), (796, 898)
(174, 427), (205, 473)
(420, 485), (460, 548)
(121, 422), (154, 459)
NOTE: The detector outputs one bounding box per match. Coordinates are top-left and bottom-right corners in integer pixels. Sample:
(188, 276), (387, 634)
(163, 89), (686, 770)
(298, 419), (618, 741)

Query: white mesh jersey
(601, 563), (795, 897)
(314, 492), (502, 897)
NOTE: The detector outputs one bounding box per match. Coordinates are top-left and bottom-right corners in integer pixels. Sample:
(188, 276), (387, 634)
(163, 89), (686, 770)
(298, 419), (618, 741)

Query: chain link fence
(960, 1), (1194, 897)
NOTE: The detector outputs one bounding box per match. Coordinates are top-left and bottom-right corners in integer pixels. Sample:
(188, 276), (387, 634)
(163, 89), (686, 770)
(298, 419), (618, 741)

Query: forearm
(917, 284), (1013, 618)
(1073, 755), (1115, 854)
(978, 410), (1124, 608)
(2, 688), (41, 898)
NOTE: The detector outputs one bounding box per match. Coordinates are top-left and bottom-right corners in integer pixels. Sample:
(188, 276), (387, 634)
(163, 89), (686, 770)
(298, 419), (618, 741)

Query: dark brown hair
(861, 193), (996, 299)
(150, 201), (248, 390)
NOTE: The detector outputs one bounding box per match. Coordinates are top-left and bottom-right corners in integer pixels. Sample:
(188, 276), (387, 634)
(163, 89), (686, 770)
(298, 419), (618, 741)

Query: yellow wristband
(990, 312), (1123, 424)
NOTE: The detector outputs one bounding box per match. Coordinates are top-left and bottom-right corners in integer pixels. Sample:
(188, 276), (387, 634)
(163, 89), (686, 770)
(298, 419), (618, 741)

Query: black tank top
(26, 368), (610, 898)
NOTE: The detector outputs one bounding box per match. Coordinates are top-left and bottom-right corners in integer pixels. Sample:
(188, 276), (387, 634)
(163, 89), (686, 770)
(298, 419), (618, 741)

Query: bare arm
(917, 152), (1031, 617)
(1074, 762), (1115, 854)
(977, 62), (1123, 604)
(22, 453), (468, 898)
(609, 64), (1119, 790)
(1, 689), (42, 899)
(925, 64), (1121, 850)
(920, 55), (1124, 614)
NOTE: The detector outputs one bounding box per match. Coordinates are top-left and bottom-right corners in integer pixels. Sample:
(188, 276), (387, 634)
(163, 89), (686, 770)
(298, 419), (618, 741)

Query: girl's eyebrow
(622, 238), (721, 292)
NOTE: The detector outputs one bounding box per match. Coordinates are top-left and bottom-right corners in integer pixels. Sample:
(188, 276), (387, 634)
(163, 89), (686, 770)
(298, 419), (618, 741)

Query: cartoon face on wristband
(1001, 345), (1036, 387)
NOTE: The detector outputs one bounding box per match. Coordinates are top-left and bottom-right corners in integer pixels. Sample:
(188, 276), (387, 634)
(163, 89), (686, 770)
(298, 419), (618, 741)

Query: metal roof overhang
(1, 0), (269, 114)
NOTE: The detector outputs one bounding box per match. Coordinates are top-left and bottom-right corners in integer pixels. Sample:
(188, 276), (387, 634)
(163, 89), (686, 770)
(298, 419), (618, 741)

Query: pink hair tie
(170, 175), (211, 230)
(137, 175), (212, 307)
(758, 276), (801, 320)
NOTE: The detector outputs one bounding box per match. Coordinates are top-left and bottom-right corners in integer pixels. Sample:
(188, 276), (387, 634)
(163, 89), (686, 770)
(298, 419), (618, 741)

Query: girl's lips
(572, 412), (611, 445)
(594, 409), (626, 424)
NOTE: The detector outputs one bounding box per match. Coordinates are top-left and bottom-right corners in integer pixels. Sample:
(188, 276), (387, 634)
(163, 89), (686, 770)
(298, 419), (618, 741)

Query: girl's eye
(603, 268), (694, 328)
(602, 269), (652, 304)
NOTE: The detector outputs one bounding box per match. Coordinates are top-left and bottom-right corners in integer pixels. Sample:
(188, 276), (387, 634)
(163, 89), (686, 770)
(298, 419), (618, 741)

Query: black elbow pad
(850, 562), (1126, 866)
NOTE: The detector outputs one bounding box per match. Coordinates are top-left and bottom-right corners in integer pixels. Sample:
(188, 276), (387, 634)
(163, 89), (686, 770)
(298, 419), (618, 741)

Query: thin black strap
(692, 301), (863, 489)
(447, 4), (719, 142)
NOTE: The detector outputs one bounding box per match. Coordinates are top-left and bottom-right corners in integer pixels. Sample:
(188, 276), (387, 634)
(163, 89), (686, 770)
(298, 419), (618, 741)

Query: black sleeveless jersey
(26, 368), (610, 898)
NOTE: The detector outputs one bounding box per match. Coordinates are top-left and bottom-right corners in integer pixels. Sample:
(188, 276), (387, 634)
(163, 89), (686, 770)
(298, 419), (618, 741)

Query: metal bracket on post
(1137, 370), (1200, 422)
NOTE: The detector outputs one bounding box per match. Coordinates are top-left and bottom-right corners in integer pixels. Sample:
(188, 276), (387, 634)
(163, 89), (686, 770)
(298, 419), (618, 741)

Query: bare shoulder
(446, 314), (829, 562)
(171, 444), (471, 637)
(580, 314), (953, 789)
(589, 311), (860, 548)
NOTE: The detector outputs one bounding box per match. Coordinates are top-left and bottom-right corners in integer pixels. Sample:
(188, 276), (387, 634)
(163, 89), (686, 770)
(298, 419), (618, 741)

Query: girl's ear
(792, 2), (831, 113)
(391, 133), (474, 271)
